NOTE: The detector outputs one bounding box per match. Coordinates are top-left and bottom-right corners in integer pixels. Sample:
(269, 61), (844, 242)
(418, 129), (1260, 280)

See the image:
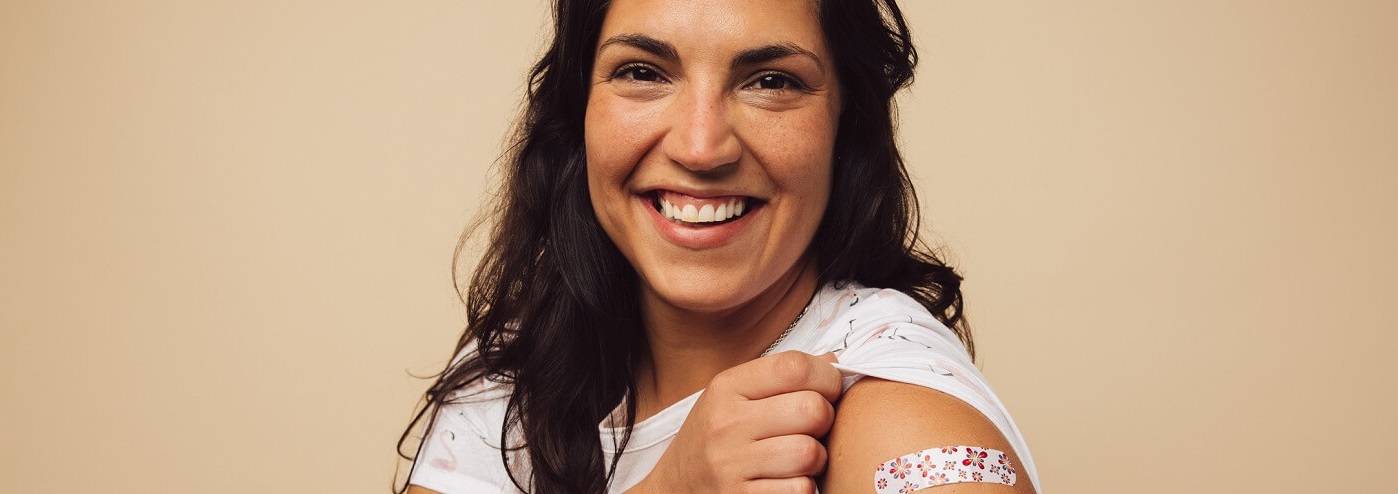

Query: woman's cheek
(745, 111), (836, 179)
(587, 95), (663, 177)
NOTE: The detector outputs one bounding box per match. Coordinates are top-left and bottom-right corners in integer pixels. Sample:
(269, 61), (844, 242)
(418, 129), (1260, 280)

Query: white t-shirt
(409, 282), (1041, 493)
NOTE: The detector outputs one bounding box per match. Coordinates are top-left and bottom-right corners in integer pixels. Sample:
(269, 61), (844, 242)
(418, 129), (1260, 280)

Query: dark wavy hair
(396, 0), (969, 492)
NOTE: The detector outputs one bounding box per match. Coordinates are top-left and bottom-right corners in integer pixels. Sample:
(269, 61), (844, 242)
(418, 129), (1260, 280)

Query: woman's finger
(715, 351), (843, 402)
(741, 475), (818, 494)
(742, 434), (829, 479)
(745, 390), (836, 439)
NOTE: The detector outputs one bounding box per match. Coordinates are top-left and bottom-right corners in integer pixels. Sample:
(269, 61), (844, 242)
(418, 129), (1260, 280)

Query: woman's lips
(639, 191), (761, 249)
(654, 190), (749, 224)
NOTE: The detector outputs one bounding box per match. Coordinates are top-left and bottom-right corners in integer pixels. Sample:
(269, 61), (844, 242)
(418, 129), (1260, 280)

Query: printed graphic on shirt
(873, 446), (1016, 492)
(428, 429), (458, 472)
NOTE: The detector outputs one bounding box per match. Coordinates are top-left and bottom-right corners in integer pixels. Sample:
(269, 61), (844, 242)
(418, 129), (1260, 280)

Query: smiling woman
(585, 2), (839, 319)
(397, 0), (1040, 493)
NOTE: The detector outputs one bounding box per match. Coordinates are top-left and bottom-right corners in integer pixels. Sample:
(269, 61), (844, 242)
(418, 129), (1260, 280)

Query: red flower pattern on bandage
(963, 448), (989, 469)
(887, 456), (914, 479)
(873, 446), (1015, 493)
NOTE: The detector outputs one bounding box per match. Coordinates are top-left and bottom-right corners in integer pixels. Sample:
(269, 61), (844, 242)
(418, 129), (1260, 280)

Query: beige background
(2, 0), (1394, 492)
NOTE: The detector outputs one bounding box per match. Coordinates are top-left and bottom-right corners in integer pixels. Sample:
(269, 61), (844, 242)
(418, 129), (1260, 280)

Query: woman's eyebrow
(732, 44), (825, 72)
(597, 34), (824, 73)
(597, 33), (679, 62)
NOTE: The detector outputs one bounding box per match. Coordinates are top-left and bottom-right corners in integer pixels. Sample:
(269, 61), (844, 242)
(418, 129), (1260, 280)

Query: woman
(400, 0), (1040, 492)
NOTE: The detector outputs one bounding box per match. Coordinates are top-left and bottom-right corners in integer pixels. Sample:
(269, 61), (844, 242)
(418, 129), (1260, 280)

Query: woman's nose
(661, 85), (741, 172)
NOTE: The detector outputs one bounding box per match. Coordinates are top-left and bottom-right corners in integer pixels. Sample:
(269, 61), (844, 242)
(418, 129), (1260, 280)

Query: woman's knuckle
(705, 412), (739, 441)
(771, 352), (810, 384)
(710, 369), (735, 393)
(788, 476), (817, 494)
(796, 392), (820, 416)
(811, 393), (835, 423)
(794, 437), (825, 469)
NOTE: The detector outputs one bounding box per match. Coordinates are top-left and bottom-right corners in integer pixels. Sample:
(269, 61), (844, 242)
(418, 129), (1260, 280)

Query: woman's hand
(628, 351), (844, 494)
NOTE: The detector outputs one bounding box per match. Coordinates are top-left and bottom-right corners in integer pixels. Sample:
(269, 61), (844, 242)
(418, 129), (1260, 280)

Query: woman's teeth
(659, 196), (746, 224)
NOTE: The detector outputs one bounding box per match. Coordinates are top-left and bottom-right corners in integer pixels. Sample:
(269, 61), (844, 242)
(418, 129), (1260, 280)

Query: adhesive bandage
(873, 446), (1016, 492)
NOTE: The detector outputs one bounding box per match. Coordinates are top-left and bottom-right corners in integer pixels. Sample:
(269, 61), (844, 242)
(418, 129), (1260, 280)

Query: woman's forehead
(597, 0), (828, 58)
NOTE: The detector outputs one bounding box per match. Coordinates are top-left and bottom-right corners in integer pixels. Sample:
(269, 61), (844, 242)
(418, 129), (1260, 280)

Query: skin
(821, 378), (1039, 494)
(583, 0), (841, 418)
(411, 0), (1038, 492)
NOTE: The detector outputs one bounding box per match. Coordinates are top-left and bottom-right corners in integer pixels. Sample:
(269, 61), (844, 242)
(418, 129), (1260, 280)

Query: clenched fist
(628, 351), (844, 494)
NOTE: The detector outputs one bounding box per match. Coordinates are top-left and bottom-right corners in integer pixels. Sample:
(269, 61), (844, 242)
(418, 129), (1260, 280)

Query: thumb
(818, 352), (839, 364)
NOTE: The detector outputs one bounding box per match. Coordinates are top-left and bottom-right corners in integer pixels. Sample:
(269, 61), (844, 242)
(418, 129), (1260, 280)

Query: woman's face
(584, 0), (840, 313)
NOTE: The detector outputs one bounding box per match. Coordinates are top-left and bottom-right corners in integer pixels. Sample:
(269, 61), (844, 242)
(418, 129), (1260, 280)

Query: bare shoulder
(820, 378), (1036, 494)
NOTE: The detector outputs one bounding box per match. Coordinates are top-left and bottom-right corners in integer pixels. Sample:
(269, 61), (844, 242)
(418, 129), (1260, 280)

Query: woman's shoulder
(821, 376), (1041, 493)
(805, 281), (1001, 414)
(801, 282), (970, 362)
(798, 281), (1041, 490)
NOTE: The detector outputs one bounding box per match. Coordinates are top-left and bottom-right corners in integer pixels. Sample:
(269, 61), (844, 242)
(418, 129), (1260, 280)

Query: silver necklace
(760, 304), (810, 356)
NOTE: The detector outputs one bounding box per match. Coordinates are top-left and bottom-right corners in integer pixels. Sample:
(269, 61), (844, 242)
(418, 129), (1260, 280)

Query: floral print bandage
(873, 446), (1016, 492)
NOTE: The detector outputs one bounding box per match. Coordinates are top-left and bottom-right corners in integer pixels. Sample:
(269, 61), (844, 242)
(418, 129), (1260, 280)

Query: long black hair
(396, 1), (968, 492)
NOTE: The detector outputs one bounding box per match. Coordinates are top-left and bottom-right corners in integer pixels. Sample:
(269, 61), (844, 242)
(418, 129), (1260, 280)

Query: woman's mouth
(649, 190), (756, 226)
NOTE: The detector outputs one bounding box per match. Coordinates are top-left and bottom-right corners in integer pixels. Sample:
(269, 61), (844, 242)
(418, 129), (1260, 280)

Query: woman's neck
(632, 259), (820, 421)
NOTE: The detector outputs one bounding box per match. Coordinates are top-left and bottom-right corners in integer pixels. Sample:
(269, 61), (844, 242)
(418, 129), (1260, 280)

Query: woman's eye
(616, 65), (662, 82)
(751, 74), (801, 90)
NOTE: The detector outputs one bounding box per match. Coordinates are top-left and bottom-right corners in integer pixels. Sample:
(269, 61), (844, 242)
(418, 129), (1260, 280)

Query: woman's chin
(639, 264), (812, 317)
(640, 275), (762, 315)
(646, 288), (746, 315)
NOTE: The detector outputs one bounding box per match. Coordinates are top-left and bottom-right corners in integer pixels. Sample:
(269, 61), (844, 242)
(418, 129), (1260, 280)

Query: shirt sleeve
(812, 288), (1040, 488)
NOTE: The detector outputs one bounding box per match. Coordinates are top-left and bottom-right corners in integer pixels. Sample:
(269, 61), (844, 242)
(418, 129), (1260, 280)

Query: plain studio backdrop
(2, 1), (1394, 492)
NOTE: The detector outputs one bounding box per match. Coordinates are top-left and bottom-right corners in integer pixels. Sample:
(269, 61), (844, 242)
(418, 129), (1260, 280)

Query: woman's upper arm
(820, 377), (1037, 494)
(405, 486), (443, 494)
